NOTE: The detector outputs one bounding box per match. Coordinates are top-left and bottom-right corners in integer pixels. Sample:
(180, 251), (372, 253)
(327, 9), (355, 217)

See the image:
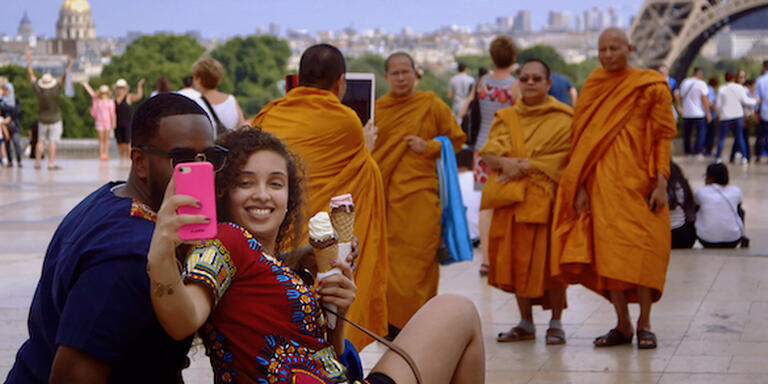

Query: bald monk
(551, 28), (677, 349)
(372, 52), (466, 337)
(253, 44), (387, 349)
(480, 59), (572, 345)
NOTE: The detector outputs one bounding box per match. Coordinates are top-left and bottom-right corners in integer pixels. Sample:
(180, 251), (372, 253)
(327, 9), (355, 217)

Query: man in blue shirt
(755, 60), (768, 163)
(548, 72), (577, 106)
(6, 94), (220, 383)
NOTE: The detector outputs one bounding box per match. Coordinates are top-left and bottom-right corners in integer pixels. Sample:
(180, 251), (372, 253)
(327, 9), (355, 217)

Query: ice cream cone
(331, 210), (355, 243)
(313, 241), (339, 273)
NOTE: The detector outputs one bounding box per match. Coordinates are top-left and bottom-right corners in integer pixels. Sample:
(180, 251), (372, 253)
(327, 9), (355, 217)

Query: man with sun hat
(27, 52), (72, 170)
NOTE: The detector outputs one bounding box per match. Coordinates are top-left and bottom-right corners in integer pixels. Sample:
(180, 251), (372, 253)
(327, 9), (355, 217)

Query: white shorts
(39, 121), (63, 142)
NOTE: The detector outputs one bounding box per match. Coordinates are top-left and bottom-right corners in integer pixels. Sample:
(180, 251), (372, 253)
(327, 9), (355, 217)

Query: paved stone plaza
(0, 156), (766, 383)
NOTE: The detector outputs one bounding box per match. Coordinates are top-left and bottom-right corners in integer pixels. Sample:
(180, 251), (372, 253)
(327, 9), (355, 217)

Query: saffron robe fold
(372, 91), (466, 328)
(551, 68), (677, 302)
(253, 86), (388, 349)
(480, 96), (573, 306)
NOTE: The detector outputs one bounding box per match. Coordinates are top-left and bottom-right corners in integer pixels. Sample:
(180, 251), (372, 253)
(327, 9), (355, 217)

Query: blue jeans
(716, 118), (749, 161)
(682, 118), (707, 154)
(755, 119), (768, 160)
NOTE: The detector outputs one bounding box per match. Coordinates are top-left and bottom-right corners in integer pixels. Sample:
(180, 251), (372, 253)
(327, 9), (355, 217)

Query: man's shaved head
(385, 52), (416, 72)
(598, 27), (632, 73)
(299, 44), (346, 90)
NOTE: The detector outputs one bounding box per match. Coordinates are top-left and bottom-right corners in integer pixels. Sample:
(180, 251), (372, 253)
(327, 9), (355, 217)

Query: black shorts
(115, 124), (131, 144)
(365, 372), (396, 384)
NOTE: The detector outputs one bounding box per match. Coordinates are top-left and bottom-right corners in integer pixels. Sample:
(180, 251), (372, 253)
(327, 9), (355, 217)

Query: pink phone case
(175, 162), (217, 240)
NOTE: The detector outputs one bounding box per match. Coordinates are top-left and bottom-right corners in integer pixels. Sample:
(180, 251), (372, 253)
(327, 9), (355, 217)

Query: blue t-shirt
(548, 73), (573, 106)
(6, 182), (191, 384)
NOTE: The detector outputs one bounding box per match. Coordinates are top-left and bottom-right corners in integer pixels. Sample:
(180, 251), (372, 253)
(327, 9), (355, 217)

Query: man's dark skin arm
(50, 345), (110, 384)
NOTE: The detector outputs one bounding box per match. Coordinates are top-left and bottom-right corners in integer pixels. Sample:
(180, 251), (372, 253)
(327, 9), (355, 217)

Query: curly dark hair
(214, 126), (306, 254)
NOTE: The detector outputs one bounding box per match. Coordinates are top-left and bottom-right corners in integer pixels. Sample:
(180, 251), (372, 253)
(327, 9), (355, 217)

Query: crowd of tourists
(2, 27), (758, 383)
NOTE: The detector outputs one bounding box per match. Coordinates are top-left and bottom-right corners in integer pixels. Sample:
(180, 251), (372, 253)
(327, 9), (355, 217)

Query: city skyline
(1, 0), (642, 39)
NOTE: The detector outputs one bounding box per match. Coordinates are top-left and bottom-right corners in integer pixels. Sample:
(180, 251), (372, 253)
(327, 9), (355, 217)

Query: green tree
(209, 35), (291, 117)
(100, 33), (205, 97)
(454, 55), (493, 76)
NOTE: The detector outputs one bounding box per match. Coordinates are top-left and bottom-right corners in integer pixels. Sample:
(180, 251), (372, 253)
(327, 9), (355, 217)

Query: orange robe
(551, 68), (677, 303)
(480, 96), (573, 306)
(253, 86), (388, 349)
(372, 91), (466, 329)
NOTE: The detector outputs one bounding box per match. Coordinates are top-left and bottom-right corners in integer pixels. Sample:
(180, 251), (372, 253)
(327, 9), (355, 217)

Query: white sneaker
(735, 152), (743, 160)
(741, 158), (749, 165)
(696, 153), (705, 160)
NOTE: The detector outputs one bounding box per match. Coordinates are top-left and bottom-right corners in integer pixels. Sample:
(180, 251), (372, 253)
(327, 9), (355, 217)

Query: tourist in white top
(755, 61), (768, 163)
(192, 57), (246, 136)
(447, 63), (475, 124)
(715, 73), (757, 163)
(176, 75), (213, 123)
(678, 68), (711, 155)
(694, 163), (744, 248)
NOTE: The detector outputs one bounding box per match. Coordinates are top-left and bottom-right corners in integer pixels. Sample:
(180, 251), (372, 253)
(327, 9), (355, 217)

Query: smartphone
(285, 74), (299, 92)
(174, 162), (217, 240)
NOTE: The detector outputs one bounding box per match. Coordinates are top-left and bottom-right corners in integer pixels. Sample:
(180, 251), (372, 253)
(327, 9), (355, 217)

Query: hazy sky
(2, 0), (642, 38)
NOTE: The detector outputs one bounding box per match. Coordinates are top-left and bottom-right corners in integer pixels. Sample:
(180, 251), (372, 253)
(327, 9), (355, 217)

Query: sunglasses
(519, 75), (545, 83)
(136, 145), (229, 171)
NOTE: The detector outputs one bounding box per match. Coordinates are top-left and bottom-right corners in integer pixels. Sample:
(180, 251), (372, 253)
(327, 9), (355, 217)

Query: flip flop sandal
(636, 329), (658, 349)
(545, 327), (566, 345)
(497, 326), (535, 343)
(593, 328), (633, 347)
(479, 264), (489, 277)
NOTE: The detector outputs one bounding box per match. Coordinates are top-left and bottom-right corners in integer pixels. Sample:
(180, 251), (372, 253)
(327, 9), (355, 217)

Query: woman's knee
(426, 294), (481, 329)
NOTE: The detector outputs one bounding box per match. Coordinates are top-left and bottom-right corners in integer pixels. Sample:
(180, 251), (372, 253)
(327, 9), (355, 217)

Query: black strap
(199, 95), (227, 135)
(322, 305), (423, 384)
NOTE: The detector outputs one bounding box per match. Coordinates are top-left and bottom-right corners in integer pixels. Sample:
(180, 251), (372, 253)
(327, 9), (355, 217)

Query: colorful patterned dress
(184, 222), (366, 384)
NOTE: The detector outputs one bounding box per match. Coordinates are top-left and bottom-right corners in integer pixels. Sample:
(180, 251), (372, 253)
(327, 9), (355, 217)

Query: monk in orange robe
(372, 52), (466, 336)
(551, 28), (677, 349)
(480, 60), (572, 345)
(253, 44), (387, 349)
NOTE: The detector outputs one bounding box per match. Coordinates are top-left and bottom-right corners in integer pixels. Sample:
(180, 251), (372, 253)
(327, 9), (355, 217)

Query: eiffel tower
(628, 0), (768, 80)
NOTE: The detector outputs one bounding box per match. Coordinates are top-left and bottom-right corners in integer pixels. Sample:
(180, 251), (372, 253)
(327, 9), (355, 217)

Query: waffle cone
(331, 211), (355, 243)
(314, 242), (339, 273)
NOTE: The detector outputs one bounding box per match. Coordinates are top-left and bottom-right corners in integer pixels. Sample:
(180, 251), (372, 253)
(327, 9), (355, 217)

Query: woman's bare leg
(371, 294), (484, 384)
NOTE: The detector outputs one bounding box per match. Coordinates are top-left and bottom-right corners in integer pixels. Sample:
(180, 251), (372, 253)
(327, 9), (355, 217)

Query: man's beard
(147, 162), (169, 212)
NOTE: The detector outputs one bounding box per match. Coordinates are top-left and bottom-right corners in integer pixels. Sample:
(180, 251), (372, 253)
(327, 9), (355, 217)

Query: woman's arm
(80, 81), (95, 98)
(147, 178), (214, 340)
(128, 78), (145, 104)
(317, 259), (356, 355)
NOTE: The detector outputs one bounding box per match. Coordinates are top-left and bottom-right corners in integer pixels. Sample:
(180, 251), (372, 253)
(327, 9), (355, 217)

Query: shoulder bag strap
(200, 95), (225, 130)
(712, 186), (745, 236)
(322, 305), (423, 384)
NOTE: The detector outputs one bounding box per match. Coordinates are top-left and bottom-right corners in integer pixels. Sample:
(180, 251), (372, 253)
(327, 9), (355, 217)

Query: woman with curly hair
(146, 127), (484, 383)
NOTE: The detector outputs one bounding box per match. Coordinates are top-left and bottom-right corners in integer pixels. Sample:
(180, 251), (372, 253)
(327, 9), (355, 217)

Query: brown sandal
(497, 326), (535, 343)
(545, 327), (566, 345)
(593, 328), (633, 347)
(637, 329), (657, 349)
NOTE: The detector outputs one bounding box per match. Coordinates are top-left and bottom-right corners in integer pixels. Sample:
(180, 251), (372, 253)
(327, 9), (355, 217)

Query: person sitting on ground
(192, 57), (246, 133)
(146, 127), (485, 384)
(694, 163), (745, 248)
(668, 161), (696, 249)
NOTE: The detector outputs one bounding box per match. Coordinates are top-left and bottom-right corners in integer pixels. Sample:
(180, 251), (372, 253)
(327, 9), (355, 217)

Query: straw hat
(98, 84), (110, 94)
(114, 78), (128, 89)
(38, 73), (58, 89)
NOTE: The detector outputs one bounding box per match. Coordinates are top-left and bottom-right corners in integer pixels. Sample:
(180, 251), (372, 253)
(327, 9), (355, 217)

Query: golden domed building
(56, 0), (96, 40)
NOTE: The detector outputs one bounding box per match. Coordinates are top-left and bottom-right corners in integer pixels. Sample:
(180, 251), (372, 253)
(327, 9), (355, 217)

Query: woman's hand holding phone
(149, 176), (211, 263)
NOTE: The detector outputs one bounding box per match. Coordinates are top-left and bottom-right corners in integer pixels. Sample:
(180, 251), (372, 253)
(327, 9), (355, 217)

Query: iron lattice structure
(628, 0), (768, 80)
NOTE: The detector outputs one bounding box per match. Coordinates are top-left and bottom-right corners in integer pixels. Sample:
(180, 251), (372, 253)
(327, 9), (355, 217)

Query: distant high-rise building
(514, 10), (532, 33)
(269, 22), (280, 37)
(597, 9), (613, 30)
(548, 11), (572, 32)
(254, 26), (266, 35)
(583, 8), (599, 31)
(610, 9), (622, 28)
(496, 16), (515, 33)
(574, 13), (585, 32)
